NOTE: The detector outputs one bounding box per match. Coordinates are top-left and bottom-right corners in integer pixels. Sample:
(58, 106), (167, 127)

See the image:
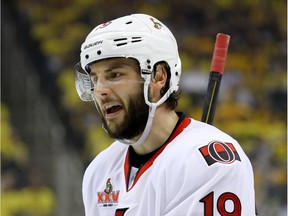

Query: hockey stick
(201, 33), (230, 125)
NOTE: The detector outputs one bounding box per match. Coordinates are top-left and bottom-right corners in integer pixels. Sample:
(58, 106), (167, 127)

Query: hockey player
(74, 13), (256, 216)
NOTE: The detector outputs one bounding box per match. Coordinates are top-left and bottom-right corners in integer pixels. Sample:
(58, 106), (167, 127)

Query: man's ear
(150, 64), (168, 101)
(152, 64), (167, 87)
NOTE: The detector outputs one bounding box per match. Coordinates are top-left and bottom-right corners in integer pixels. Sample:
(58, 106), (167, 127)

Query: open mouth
(106, 105), (122, 114)
(104, 104), (123, 118)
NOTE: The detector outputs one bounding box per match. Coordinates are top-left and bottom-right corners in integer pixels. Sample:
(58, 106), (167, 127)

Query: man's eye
(109, 73), (121, 80)
(91, 76), (98, 84)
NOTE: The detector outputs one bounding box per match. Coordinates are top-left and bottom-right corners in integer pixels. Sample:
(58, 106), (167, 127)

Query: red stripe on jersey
(124, 117), (191, 192)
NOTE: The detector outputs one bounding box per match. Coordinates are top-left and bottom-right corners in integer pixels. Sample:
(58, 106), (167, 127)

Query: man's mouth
(106, 105), (122, 114)
(104, 104), (123, 118)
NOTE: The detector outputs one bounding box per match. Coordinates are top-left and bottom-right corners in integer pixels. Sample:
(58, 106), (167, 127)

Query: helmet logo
(96, 21), (112, 31)
(84, 40), (103, 50)
(150, 18), (163, 30)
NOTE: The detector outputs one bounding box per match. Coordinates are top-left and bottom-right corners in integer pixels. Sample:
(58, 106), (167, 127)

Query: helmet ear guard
(170, 57), (181, 92)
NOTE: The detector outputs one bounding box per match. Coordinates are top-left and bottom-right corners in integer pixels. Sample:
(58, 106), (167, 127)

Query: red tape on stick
(210, 33), (230, 74)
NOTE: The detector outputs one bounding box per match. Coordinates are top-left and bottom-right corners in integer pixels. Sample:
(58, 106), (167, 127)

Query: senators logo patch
(104, 178), (113, 194)
(199, 141), (241, 166)
(97, 178), (120, 207)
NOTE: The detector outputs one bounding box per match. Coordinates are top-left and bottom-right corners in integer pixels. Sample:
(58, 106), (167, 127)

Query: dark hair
(154, 61), (181, 110)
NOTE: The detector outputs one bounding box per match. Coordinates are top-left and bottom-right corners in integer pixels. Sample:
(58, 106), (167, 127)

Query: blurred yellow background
(1, 0), (286, 215)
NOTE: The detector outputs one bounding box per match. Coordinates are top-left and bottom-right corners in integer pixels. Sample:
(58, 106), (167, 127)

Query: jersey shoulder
(149, 119), (255, 214)
(187, 118), (236, 144)
(82, 141), (127, 190)
(155, 118), (252, 177)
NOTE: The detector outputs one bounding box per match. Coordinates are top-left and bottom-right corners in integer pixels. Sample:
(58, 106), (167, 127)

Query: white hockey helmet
(75, 13), (181, 103)
(75, 14), (182, 145)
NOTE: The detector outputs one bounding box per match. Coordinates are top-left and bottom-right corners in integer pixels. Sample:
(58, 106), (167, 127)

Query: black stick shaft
(201, 72), (222, 124)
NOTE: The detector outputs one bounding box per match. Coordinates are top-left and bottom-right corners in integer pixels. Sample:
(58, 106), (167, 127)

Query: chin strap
(118, 77), (173, 146)
(117, 103), (157, 146)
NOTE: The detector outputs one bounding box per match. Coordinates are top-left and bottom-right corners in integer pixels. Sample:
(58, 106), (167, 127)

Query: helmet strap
(118, 77), (173, 146)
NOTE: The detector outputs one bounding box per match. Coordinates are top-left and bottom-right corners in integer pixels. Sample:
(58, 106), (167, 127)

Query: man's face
(89, 58), (149, 140)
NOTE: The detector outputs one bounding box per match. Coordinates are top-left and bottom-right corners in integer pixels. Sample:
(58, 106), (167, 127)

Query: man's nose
(93, 79), (110, 97)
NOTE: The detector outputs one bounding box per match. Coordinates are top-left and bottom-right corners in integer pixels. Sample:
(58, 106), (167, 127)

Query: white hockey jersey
(82, 116), (256, 216)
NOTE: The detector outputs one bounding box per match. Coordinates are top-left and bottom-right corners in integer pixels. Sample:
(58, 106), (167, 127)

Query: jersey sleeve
(82, 144), (117, 216)
(82, 154), (101, 216)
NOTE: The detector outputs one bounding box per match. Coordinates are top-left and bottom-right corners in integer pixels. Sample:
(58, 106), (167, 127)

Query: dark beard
(101, 92), (149, 140)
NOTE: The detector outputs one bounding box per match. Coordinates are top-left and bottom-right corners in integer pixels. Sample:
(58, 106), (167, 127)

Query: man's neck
(132, 107), (179, 155)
